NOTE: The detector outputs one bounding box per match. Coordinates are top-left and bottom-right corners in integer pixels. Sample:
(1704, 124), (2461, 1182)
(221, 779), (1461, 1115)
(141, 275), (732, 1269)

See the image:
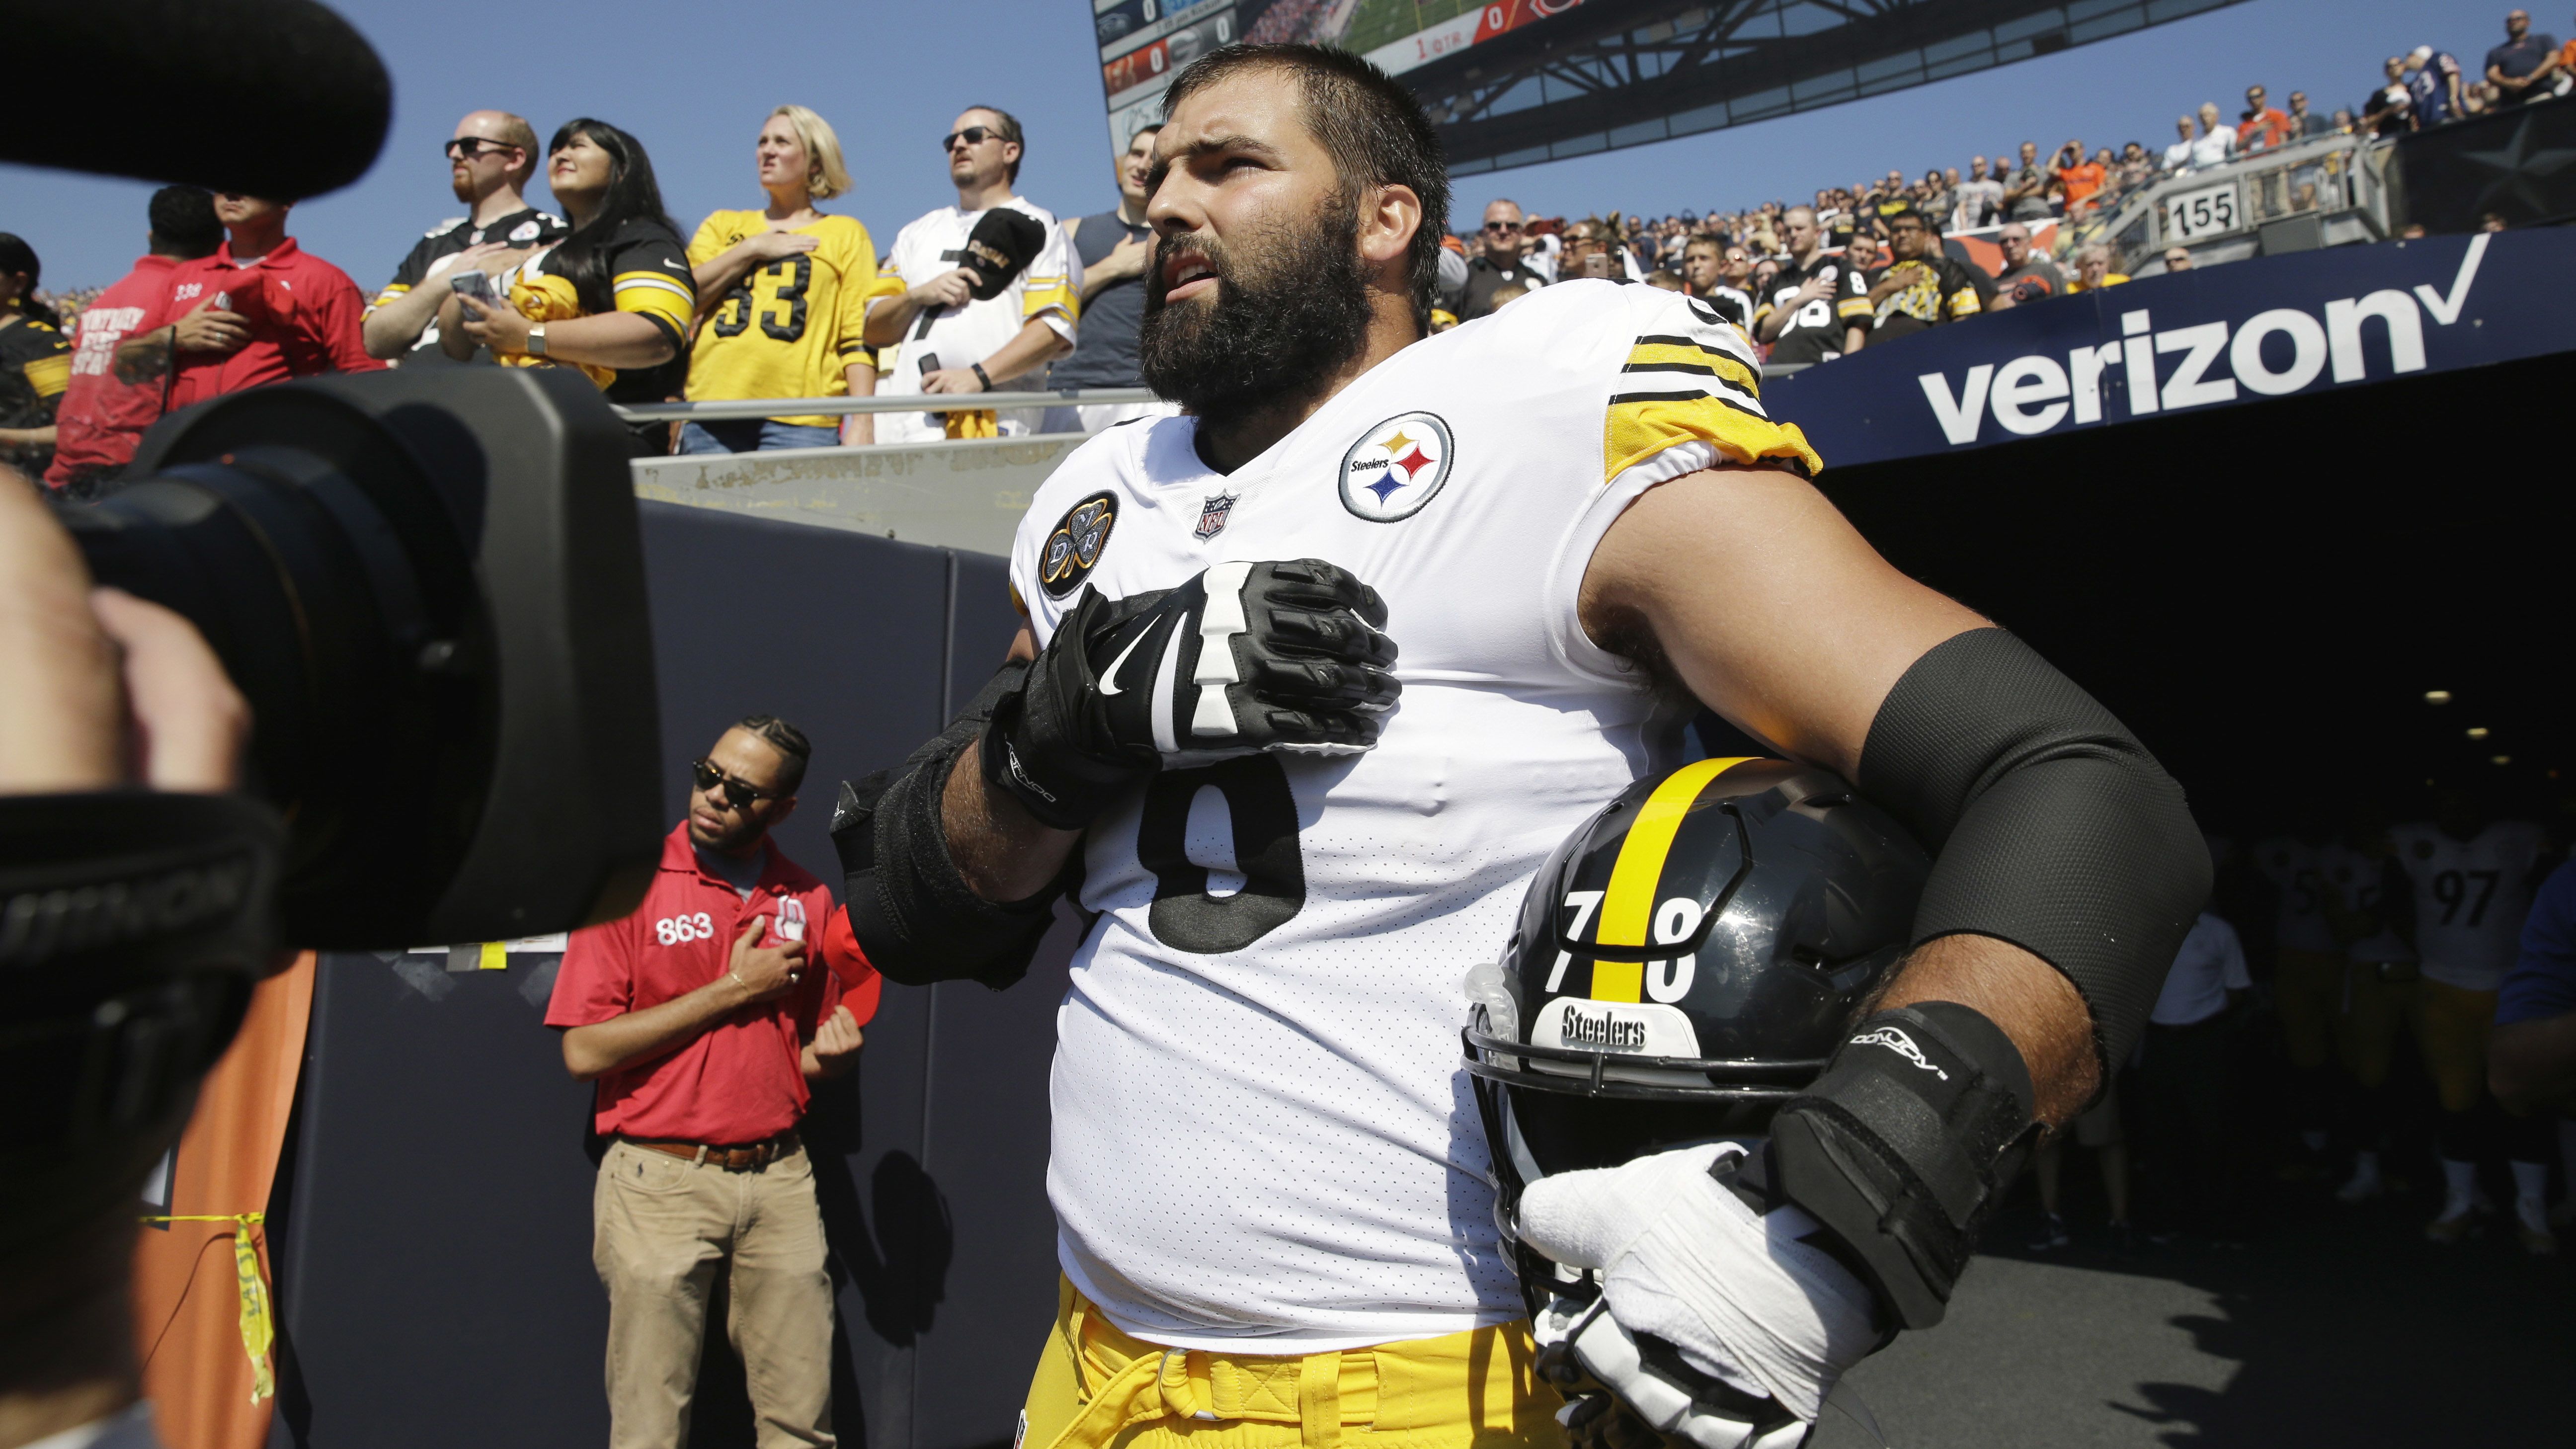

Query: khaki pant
(593, 1137), (835, 1449)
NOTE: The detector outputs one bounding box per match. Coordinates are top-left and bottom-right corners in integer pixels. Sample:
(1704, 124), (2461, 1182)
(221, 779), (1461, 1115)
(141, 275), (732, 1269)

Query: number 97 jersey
(2389, 819), (2550, 991)
(1006, 280), (1820, 1352)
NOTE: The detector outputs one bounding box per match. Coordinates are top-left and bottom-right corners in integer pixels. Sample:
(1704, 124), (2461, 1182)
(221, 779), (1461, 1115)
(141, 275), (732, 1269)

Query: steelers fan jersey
(503, 218), (696, 407)
(0, 314), (71, 473)
(872, 197), (1076, 444)
(1753, 255), (1868, 367)
(2388, 820), (2552, 990)
(1009, 279), (1819, 1352)
(685, 212), (889, 427)
(370, 207), (569, 356)
(2252, 835), (2336, 955)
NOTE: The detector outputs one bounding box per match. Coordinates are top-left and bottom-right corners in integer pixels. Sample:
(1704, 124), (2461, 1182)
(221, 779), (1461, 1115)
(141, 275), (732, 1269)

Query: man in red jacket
(45, 186), (222, 496)
(112, 192), (382, 410)
(548, 716), (880, 1449)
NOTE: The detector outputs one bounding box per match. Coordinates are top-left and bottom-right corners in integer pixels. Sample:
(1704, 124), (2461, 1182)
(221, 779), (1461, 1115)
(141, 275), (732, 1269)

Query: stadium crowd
(3, 10), (2559, 485)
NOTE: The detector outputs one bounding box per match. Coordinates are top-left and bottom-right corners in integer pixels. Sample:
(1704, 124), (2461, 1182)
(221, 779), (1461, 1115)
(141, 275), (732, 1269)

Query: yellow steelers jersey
(684, 211), (892, 427)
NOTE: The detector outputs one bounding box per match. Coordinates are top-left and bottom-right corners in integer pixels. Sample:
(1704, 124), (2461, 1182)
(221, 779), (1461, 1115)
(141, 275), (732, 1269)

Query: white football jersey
(2389, 820), (2551, 990)
(1008, 280), (1819, 1352)
(873, 197), (1077, 443)
(2252, 835), (2335, 955)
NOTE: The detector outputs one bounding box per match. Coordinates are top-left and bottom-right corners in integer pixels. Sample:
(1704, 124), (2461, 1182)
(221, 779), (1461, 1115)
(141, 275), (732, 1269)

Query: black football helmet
(1464, 756), (1930, 1313)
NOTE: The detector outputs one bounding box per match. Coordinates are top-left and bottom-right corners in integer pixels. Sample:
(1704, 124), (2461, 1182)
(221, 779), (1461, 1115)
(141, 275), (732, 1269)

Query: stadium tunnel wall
(263, 501), (1072, 1449)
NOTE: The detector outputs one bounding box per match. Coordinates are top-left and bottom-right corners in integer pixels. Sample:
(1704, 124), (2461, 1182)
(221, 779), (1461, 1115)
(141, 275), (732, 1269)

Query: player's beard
(1140, 189), (1372, 428)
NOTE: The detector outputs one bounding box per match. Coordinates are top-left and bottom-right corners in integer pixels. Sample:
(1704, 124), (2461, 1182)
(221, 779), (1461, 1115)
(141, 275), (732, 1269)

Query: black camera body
(66, 368), (664, 948)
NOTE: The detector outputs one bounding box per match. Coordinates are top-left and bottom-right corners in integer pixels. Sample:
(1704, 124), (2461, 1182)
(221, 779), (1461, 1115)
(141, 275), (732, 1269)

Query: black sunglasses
(444, 137), (521, 160)
(1482, 219), (1524, 233)
(942, 126), (1002, 151)
(692, 759), (780, 810)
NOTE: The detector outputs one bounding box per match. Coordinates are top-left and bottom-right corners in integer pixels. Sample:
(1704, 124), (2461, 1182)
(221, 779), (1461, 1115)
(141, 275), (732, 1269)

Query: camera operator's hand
(726, 916), (808, 1003)
(0, 471), (246, 795)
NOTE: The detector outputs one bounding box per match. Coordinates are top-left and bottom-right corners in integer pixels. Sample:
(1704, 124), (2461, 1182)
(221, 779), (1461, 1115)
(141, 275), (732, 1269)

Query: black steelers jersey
(1755, 256), (1868, 366)
(372, 207), (570, 355)
(0, 313), (72, 473)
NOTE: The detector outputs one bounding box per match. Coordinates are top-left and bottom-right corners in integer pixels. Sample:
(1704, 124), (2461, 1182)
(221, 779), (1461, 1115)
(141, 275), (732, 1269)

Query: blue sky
(1, 0), (2518, 290)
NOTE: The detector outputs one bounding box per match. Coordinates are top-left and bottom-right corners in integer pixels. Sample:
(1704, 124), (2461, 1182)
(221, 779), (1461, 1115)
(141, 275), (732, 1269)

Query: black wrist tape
(1770, 1002), (2036, 1330)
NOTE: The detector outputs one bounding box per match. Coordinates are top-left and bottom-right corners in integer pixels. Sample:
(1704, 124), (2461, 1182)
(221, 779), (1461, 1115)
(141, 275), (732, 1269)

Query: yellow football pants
(1021, 1278), (1568, 1449)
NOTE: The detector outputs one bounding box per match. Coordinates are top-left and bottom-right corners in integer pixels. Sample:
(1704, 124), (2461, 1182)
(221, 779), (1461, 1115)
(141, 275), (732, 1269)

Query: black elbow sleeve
(1856, 628), (2209, 1074)
(834, 660), (1068, 990)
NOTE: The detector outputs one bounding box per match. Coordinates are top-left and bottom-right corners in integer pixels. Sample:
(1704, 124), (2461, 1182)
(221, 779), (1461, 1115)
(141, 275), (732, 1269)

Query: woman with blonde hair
(681, 104), (889, 451)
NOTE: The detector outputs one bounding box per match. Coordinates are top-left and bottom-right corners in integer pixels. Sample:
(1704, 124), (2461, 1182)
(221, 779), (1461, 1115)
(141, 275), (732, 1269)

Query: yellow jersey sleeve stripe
(1624, 341), (1761, 393)
(1590, 757), (1759, 1002)
(1835, 296), (1872, 319)
(1022, 278), (1078, 322)
(372, 283), (411, 309)
(1948, 289), (1982, 318)
(24, 353), (72, 397)
(1605, 392), (1822, 485)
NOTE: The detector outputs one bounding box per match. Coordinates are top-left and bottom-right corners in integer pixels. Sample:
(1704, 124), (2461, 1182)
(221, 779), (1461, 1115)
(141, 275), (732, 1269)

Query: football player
(841, 44), (2204, 1449)
(2252, 809), (2342, 1174)
(2314, 804), (2415, 1205)
(2388, 783), (2557, 1249)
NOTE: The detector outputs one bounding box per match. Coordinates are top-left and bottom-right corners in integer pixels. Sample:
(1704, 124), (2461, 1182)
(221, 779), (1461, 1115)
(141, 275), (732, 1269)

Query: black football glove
(982, 559), (1399, 829)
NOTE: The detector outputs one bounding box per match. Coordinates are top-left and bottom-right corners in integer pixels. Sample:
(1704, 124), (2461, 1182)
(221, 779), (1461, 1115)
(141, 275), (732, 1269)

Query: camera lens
(64, 386), (496, 946)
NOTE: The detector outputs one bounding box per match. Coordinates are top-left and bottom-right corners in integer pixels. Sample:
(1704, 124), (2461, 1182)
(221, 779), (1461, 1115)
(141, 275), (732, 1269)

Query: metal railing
(612, 387), (1160, 423)
(2080, 131), (2391, 268)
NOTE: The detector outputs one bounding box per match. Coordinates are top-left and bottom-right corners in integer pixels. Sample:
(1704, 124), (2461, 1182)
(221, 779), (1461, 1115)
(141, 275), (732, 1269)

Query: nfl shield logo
(1194, 492), (1237, 542)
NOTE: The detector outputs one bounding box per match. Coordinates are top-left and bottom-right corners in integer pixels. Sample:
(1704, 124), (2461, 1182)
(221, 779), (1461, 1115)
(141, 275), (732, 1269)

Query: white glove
(1518, 1142), (1880, 1425)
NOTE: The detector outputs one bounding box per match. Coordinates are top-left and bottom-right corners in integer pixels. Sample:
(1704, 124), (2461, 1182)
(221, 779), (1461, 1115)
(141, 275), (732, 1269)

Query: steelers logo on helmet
(1463, 756), (1930, 1298)
(1039, 491), (1118, 598)
(1339, 411), (1453, 523)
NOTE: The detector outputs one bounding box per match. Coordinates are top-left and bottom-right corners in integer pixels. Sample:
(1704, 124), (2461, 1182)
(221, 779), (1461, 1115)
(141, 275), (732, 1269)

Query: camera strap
(0, 791), (285, 985)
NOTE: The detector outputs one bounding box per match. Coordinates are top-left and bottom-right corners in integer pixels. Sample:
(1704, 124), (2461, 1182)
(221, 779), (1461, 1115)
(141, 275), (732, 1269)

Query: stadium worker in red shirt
(45, 186), (222, 497)
(547, 715), (881, 1449)
(114, 191), (381, 410)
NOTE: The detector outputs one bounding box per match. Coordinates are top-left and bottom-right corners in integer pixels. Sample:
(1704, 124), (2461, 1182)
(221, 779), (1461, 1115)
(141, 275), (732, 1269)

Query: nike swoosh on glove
(983, 559), (1399, 829)
(1517, 1142), (1880, 1425)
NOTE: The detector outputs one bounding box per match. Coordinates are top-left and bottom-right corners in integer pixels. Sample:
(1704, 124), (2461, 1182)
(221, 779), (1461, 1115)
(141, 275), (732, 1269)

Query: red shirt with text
(163, 238), (383, 410)
(546, 824), (882, 1143)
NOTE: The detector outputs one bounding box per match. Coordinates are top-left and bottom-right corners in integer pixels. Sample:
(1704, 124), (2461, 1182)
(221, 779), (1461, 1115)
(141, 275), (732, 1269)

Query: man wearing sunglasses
(867, 106), (1079, 443)
(547, 716), (880, 1449)
(1457, 198), (1542, 322)
(360, 111), (567, 361)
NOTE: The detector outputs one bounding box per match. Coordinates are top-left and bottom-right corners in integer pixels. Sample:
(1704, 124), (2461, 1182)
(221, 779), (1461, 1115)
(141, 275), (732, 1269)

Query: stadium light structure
(1396, 0), (2254, 174)
(1093, 1), (2249, 176)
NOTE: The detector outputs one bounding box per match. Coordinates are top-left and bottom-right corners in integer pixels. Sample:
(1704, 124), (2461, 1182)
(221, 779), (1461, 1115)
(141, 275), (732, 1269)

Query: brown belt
(622, 1130), (800, 1172)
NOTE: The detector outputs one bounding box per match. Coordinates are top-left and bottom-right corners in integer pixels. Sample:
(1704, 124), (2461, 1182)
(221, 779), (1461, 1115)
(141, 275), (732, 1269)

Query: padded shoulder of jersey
(423, 215), (468, 238)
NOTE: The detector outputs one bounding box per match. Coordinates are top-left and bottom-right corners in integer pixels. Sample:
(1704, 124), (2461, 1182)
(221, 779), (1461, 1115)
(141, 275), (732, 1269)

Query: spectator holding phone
(362, 110), (566, 362)
(681, 105), (886, 452)
(2052, 139), (2106, 215)
(443, 118), (696, 458)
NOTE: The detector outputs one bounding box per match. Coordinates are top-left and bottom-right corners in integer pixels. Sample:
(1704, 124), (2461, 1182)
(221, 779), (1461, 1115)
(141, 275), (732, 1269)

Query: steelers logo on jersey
(1339, 411), (1453, 523)
(1040, 491), (1118, 597)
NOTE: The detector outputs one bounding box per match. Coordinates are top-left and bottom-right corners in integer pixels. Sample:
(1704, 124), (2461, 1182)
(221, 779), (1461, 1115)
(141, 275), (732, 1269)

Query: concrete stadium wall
(634, 434), (1088, 559)
(264, 501), (1068, 1449)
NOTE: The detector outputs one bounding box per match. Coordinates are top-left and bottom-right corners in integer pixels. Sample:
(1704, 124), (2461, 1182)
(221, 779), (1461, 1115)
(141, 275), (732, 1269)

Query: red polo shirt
(46, 255), (182, 486)
(546, 824), (883, 1144)
(162, 237), (382, 410)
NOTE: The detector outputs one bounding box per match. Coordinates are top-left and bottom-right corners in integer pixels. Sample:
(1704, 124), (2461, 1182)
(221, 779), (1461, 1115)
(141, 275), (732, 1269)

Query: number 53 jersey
(1005, 281), (1819, 1352)
(683, 210), (888, 428)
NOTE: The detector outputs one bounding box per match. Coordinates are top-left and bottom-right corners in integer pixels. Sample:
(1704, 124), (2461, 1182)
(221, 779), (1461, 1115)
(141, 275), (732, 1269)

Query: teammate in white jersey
(2387, 786), (2557, 1246)
(840, 45), (2205, 1449)
(864, 106), (1078, 444)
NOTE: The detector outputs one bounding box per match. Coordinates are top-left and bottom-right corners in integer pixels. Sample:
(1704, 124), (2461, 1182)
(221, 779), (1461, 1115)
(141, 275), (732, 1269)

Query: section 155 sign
(1763, 232), (2562, 470)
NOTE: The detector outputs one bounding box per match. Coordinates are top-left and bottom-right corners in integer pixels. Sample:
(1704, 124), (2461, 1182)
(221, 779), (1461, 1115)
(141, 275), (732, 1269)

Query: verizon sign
(1766, 233), (2559, 468)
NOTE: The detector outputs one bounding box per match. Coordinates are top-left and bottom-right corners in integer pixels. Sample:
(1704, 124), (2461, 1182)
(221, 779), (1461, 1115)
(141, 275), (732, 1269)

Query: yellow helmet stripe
(1591, 756), (1756, 1002)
